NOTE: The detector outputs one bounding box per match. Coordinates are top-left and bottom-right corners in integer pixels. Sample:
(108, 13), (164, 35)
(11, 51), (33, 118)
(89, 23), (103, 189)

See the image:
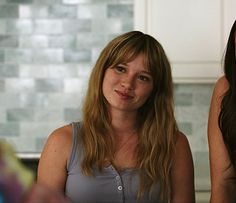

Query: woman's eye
(115, 66), (126, 73)
(138, 75), (151, 82)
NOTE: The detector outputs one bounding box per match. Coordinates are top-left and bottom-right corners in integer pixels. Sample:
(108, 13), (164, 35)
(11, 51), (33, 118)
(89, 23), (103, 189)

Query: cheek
(102, 72), (114, 95)
(102, 77), (109, 95)
(103, 71), (119, 87)
(140, 86), (153, 100)
(145, 83), (154, 95)
(145, 89), (153, 100)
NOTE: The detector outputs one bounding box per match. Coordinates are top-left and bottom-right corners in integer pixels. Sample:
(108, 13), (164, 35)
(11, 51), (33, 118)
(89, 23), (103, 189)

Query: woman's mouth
(115, 90), (134, 100)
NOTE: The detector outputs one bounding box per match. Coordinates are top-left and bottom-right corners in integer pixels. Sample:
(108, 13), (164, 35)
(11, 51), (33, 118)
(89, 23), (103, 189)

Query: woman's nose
(120, 75), (135, 90)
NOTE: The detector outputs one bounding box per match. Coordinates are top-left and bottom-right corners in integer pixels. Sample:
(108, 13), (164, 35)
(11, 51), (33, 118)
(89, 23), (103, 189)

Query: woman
(37, 31), (195, 203)
(208, 20), (236, 203)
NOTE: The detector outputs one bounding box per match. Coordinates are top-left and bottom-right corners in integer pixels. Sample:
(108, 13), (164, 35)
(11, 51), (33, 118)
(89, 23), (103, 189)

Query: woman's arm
(208, 76), (235, 203)
(171, 132), (195, 203)
(23, 183), (70, 203)
(37, 125), (72, 194)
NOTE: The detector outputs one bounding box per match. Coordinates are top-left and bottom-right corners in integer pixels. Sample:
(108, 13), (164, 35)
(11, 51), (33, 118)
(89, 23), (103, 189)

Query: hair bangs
(106, 34), (147, 68)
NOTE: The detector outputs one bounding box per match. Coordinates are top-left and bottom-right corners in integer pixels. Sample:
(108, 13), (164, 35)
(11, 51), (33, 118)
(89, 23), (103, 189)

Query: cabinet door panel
(134, 0), (236, 83)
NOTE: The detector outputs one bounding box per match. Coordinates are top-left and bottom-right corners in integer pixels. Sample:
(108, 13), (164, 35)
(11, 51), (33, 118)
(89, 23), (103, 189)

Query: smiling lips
(115, 90), (134, 100)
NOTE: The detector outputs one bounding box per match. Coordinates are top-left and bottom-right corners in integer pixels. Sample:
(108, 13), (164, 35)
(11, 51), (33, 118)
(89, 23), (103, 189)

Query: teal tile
(178, 122), (192, 135)
(0, 123), (20, 136)
(19, 35), (48, 48)
(32, 49), (63, 63)
(0, 80), (5, 91)
(19, 5), (48, 18)
(193, 151), (210, 178)
(107, 4), (133, 18)
(174, 84), (196, 93)
(64, 49), (91, 63)
(0, 20), (6, 34)
(77, 4), (93, 19)
(5, 49), (32, 63)
(78, 3), (107, 19)
(6, 0), (33, 3)
(34, 108), (63, 121)
(19, 93), (48, 107)
(34, 0), (61, 4)
(63, 19), (91, 33)
(47, 65), (79, 78)
(0, 64), (19, 77)
(35, 79), (63, 92)
(5, 78), (35, 92)
(0, 35), (18, 47)
(76, 33), (106, 49)
(174, 84), (214, 107)
(0, 108), (6, 121)
(34, 20), (63, 34)
(36, 137), (46, 152)
(49, 35), (76, 49)
(193, 92), (212, 106)
(122, 18), (133, 31)
(174, 93), (193, 106)
(48, 4), (77, 18)
(64, 108), (81, 121)
(0, 50), (4, 62)
(31, 6), (48, 18)
(7, 108), (34, 121)
(108, 33), (121, 41)
(0, 94), (21, 108)
(0, 5), (18, 18)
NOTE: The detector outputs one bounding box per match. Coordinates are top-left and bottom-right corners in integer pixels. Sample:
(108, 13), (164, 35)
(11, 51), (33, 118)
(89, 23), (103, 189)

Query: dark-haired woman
(208, 20), (236, 203)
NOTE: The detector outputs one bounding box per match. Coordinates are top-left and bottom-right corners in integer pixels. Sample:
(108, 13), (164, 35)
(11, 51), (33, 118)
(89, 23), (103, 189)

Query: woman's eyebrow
(140, 70), (152, 75)
(118, 63), (128, 66)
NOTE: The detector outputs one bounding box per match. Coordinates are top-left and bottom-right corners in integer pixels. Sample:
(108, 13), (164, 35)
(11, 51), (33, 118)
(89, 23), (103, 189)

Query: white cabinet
(134, 0), (236, 83)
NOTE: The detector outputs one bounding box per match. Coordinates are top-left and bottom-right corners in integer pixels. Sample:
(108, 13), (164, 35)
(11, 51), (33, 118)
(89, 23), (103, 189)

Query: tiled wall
(174, 84), (214, 190)
(0, 0), (133, 151)
(0, 0), (213, 191)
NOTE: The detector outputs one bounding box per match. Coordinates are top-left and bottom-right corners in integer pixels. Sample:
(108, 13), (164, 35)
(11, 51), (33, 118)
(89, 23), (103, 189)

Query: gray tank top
(65, 122), (161, 203)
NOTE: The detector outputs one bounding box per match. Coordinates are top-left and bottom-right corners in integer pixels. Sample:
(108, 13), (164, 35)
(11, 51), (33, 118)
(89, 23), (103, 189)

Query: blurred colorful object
(0, 141), (34, 203)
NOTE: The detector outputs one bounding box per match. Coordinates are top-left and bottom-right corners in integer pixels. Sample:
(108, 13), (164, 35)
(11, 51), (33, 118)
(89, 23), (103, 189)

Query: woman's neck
(110, 110), (138, 135)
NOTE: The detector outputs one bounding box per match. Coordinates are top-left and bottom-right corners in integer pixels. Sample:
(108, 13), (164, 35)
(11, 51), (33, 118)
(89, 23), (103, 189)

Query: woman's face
(102, 54), (154, 114)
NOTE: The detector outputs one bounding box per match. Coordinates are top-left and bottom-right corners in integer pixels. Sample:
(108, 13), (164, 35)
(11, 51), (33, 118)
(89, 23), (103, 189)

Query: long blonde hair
(81, 31), (178, 202)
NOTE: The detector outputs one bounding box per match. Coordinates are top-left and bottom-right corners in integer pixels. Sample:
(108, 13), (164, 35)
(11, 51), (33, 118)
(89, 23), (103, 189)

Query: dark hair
(219, 20), (236, 170)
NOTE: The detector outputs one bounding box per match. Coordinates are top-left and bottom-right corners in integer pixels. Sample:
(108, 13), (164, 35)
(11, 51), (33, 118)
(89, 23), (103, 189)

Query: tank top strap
(67, 122), (81, 172)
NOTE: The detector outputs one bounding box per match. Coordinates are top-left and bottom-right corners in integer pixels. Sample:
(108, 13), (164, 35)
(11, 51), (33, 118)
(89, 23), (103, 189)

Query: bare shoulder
(173, 131), (193, 165)
(171, 131), (195, 203)
(175, 131), (190, 149)
(37, 124), (73, 192)
(41, 124), (73, 161)
(47, 124), (72, 146)
(173, 131), (193, 167)
(213, 76), (229, 98)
